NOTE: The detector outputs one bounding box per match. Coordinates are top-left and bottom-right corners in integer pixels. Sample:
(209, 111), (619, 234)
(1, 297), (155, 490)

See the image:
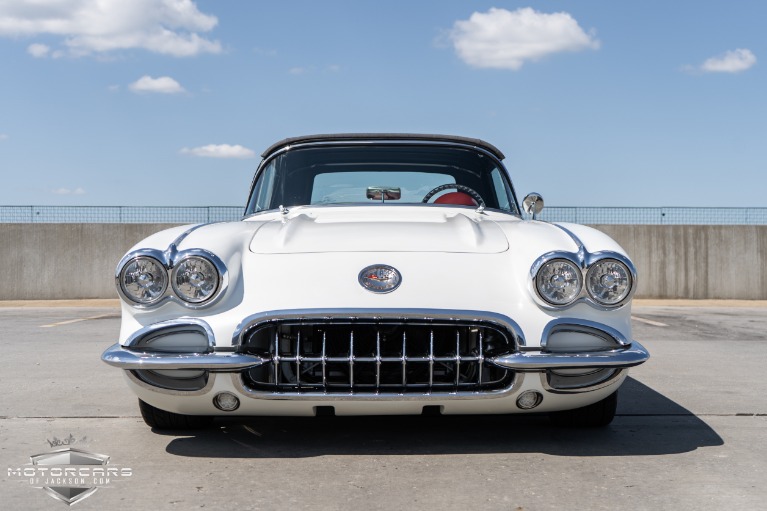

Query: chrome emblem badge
(358, 265), (402, 293)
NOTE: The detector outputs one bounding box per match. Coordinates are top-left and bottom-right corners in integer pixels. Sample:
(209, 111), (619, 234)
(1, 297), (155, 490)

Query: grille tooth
(241, 319), (516, 394)
(401, 330), (407, 387)
(349, 330), (354, 388)
(375, 330), (381, 390)
(296, 328), (301, 389)
(455, 330), (461, 386)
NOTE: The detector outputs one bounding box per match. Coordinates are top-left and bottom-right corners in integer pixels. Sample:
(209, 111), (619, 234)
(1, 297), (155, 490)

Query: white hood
(249, 206), (509, 254)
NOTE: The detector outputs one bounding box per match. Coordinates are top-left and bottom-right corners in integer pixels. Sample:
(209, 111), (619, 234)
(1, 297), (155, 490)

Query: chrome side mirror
(523, 193), (544, 220)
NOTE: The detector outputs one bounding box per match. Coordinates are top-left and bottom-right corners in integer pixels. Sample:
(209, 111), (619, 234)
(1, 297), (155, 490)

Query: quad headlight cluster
(533, 255), (634, 308)
(117, 250), (226, 308)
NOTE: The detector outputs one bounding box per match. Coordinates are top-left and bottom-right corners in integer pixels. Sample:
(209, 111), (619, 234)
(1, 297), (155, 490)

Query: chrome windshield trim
(231, 308), (526, 347)
(489, 339), (649, 371)
(101, 343), (267, 371)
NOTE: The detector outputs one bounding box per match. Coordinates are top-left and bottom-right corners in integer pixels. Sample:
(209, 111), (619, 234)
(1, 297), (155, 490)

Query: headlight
(119, 256), (168, 305)
(586, 258), (632, 306)
(535, 259), (582, 305)
(171, 256), (220, 304)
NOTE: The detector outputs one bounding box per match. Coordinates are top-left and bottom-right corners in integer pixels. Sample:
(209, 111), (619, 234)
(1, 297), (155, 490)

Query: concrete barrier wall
(1, 224), (765, 300)
(593, 225), (767, 299)
(0, 224), (179, 300)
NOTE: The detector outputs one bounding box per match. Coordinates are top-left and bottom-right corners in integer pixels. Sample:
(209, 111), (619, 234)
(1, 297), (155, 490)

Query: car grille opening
(238, 319), (517, 394)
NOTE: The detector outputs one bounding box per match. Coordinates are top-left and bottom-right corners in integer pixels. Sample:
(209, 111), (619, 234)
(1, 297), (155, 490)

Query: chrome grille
(239, 319), (516, 394)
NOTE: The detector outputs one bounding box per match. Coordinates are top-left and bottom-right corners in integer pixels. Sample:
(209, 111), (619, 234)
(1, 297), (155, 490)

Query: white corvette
(102, 134), (649, 430)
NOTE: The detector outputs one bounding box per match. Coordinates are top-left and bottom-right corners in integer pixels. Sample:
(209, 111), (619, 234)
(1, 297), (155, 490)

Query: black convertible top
(261, 133), (505, 160)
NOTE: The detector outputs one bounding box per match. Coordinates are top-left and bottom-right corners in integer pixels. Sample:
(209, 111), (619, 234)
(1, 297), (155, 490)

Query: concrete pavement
(1, 304), (765, 510)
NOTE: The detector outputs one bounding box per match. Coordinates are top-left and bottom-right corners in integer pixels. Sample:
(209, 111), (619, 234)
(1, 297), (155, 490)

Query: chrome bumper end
(489, 340), (650, 371)
(101, 343), (267, 371)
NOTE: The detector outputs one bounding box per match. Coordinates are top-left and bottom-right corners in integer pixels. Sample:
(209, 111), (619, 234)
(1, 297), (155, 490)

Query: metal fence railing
(1, 206), (766, 225)
(0, 206), (244, 224)
(538, 207), (767, 225)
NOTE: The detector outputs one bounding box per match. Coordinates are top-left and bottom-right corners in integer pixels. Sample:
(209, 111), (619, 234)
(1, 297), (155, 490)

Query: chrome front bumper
(103, 310), (649, 398)
(101, 340), (649, 372)
(101, 345), (266, 371)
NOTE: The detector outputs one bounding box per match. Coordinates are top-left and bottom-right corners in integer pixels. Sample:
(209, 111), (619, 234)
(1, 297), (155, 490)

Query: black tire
(138, 399), (213, 430)
(549, 391), (618, 428)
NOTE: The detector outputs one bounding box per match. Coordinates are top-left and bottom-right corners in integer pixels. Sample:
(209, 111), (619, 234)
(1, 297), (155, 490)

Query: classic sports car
(102, 134), (649, 430)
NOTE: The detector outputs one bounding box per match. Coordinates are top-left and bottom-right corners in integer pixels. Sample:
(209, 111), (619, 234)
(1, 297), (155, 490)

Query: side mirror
(523, 193), (544, 220)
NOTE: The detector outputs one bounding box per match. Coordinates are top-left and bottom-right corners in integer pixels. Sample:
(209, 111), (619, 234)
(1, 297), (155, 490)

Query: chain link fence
(1, 205), (766, 224)
(0, 206), (244, 223)
(538, 207), (767, 225)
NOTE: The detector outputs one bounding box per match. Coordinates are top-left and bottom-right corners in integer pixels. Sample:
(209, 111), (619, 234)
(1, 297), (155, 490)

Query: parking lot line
(631, 315), (669, 327)
(40, 314), (118, 328)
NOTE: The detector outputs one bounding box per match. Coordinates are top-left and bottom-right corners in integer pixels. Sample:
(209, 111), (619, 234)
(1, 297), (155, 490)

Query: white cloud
(289, 66), (309, 75)
(449, 7), (600, 70)
(0, 0), (221, 58)
(700, 49), (756, 73)
(52, 187), (86, 195)
(27, 43), (50, 58)
(180, 144), (256, 159)
(129, 75), (185, 94)
(0, 133), (8, 141)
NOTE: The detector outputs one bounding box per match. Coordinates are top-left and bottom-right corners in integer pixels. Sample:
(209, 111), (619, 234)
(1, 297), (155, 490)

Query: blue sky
(0, 1), (764, 207)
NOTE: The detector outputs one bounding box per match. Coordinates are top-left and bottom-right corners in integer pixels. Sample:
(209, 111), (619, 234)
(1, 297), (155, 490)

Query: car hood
(248, 206), (510, 254)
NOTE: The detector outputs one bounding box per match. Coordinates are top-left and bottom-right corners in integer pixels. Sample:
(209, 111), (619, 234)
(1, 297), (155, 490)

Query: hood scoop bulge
(249, 208), (509, 254)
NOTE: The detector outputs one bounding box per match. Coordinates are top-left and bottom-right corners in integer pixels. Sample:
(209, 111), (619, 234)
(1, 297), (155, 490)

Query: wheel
(548, 391), (618, 428)
(421, 184), (485, 207)
(138, 399), (213, 430)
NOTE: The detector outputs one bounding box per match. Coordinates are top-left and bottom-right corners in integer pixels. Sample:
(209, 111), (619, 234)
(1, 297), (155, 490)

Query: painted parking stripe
(631, 315), (669, 327)
(40, 314), (118, 328)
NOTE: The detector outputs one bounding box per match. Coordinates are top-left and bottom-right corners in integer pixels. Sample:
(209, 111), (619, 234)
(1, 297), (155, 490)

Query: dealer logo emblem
(8, 446), (133, 506)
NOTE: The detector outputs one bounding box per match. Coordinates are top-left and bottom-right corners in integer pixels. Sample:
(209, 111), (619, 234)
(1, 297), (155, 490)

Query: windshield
(245, 145), (519, 214)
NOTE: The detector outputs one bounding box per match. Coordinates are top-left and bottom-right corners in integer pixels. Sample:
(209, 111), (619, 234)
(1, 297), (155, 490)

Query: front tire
(138, 399), (213, 430)
(549, 391), (618, 428)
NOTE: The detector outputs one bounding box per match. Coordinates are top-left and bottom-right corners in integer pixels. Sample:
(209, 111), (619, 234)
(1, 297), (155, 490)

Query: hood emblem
(358, 265), (402, 293)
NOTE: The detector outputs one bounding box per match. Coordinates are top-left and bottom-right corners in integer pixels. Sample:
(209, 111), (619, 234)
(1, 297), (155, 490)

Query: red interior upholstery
(434, 192), (478, 206)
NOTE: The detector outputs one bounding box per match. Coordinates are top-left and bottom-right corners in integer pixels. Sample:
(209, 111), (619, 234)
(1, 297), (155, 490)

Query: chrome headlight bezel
(118, 254), (168, 306)
(533, 257), (583, 306)
(585, 258), (633, 306)
(115, 248), (228, 309)
(530, 251), (637, 310)
(171, 253), (223, 305)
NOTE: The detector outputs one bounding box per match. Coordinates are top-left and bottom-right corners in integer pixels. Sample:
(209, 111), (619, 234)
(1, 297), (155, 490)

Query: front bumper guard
(491, 340), (649, 371)
(100, 340), (649, 372)
(101, 344), (266, 371)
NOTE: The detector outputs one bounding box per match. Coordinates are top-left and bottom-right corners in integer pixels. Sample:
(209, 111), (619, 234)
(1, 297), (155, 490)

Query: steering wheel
(421, 184), (485, 208)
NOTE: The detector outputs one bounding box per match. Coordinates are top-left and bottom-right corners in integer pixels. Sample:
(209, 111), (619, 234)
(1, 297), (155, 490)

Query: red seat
(434, 192), (478, 206)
